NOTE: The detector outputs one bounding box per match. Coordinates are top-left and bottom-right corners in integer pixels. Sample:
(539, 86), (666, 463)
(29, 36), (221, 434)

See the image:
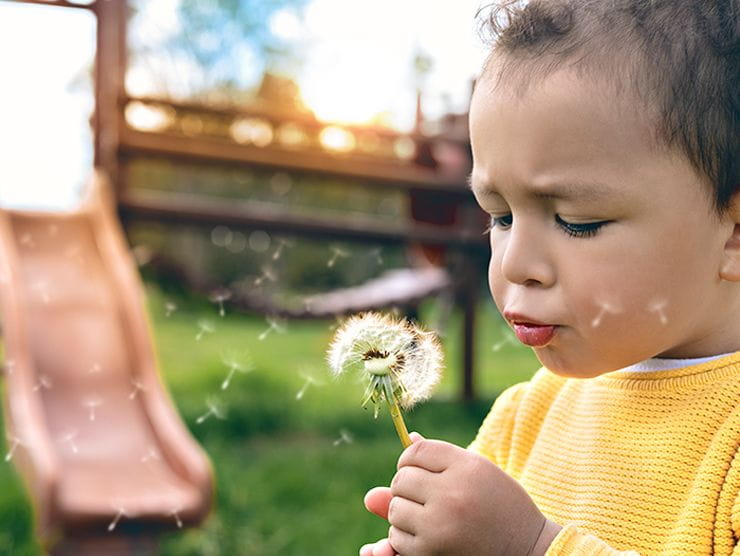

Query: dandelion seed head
(327, 312), (443, 408)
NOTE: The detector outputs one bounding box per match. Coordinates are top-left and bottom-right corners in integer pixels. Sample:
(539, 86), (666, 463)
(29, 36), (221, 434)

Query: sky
(0, 0), (487, 210)
(0, 3), (96, 210)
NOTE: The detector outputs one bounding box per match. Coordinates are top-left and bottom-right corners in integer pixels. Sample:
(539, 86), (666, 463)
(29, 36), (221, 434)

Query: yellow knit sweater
(469, 352), (740, 555)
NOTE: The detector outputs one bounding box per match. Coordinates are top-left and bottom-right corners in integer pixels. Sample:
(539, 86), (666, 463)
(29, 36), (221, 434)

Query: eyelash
(486, 214), (608, 238)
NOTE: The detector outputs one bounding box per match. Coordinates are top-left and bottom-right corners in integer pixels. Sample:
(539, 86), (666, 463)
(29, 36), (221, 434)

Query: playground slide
(0, 170), (212, 546)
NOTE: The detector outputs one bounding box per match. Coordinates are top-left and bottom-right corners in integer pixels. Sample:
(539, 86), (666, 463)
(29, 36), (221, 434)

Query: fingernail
(409, 431), (425, 442)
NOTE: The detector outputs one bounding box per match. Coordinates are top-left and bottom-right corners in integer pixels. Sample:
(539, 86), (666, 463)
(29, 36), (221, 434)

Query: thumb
(409, 431), (425, 443)
(363, 486), (392, 520)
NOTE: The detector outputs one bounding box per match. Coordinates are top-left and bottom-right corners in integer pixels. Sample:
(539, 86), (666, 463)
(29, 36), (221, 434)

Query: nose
(495, 219), (555, 287)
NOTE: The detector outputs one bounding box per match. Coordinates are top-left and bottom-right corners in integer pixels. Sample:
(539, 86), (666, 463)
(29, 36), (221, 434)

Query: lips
(504, 311), (557, 347)
(512, 323), (556, 347)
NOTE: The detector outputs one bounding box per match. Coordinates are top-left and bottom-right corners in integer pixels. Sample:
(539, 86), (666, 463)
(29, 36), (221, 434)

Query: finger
(371, 538), (396, 556)
(387, 495), (424, 535)
(364, 486), (392, 520)
(398, 438), (463, 473)
(388, 525), (417, 555)
(390, 465), (434, 504)
(359, 542), (374, 556)
(408, 431), (425, 443)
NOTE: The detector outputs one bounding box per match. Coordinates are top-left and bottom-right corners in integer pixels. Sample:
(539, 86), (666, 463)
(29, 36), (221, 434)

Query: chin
(535, 350), (616, 379)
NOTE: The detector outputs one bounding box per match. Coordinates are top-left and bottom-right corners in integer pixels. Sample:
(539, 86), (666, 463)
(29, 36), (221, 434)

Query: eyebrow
(467, 174), (616, 202)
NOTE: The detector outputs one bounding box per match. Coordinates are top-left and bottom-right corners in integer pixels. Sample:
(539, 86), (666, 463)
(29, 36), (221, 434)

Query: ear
(719, 191), (740, 281)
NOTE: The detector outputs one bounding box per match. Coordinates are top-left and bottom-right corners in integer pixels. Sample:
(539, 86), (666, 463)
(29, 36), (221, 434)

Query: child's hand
(366, 436), (559, 555)
(361, 487), (396, 556)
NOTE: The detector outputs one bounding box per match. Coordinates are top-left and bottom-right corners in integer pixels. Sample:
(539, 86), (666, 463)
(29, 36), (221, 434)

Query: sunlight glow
(319, 126), (356, 152)
(230, 118), (274, 147)
(125, 101), (173, 132)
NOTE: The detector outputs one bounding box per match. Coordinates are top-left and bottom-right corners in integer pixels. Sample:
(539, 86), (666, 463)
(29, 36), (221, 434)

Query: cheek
(563, 250), (674, 332)
(487, 250), (504, 307)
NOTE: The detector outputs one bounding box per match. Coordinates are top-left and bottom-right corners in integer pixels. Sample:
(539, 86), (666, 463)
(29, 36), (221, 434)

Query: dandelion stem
(386, 397), (411, 448)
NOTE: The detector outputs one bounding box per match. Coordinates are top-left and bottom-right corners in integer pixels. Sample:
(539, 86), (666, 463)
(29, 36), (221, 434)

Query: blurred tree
(168, 0), (310, 93)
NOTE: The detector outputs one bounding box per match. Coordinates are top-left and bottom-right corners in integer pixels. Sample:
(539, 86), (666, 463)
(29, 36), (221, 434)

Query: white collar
(618, 351), (736, 373)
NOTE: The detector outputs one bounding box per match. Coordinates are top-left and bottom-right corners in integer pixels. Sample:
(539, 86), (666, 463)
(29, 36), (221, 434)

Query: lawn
(0, 283), (539, 555)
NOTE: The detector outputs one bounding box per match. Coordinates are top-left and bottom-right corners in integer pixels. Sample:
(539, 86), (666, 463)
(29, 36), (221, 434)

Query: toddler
(361, 0), (740, 554)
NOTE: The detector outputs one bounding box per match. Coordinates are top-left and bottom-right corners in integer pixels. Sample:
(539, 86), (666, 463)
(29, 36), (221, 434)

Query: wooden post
(461, 252), (478, 402)
(94, 0), (127, 198)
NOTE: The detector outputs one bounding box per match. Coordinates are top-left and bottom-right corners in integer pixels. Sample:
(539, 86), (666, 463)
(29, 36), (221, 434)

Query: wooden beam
(120, 128), (471, 195)
(9, 0), (95, 10)
(119, 189), (489, 249)
(125, 95), (470, 148)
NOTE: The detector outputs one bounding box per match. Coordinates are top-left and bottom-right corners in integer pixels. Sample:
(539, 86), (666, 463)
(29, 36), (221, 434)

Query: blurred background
(0, 0), (539, 554)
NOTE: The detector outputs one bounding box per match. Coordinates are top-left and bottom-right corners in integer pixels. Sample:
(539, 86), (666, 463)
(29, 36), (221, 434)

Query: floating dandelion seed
(327, 246), (350, 268)
(196, 396), (227, 424)
(4, 434), (24, 462)
(327, 315), (343, 332)
(220, 350), (253, 390)
(170, 507), (183, 529)
(129, 378), (146, 400)
(591, 300), (621, 328)
(59, 430), (79, 454)
(367, 247), (383, 265)
(164, 301), (178, 317)
(327, 312), (443, 448)
(303, 295), (316, 312)
(33, 374), (52, 391)
(19, 233), (35, 248)
(108, 505), (128, 532)
(141, 446), (160, 463)
(209, 288), (232, 317)
(648, 298), (669, 325)
(271, 238), (294, 261)
(295, 371), (323, 400)
(253, 266), (277, 286)
(65, 244), (85, 264)
(195, 320), (215, 341)
(83, 395), (103, 421)
(492, 330), (518, 352)
(132, 245), (153, 266)
(30, 281), (50, 304)
(333, 429), (354, 446)
(258, 316), (287, 341)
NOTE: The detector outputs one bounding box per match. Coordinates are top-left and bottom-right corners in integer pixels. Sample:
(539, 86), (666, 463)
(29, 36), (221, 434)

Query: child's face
(469, 66), (738, 377)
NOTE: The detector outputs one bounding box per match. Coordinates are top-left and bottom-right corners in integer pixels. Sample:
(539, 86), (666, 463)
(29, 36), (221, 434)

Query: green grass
(0, 283), (539, 555)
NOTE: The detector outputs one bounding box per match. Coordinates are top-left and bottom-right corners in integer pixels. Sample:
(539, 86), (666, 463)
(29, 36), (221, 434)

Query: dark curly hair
(476, 0), (739, 213)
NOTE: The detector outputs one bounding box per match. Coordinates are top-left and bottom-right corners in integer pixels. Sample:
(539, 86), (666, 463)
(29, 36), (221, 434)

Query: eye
(555, 215), (609, 238)
(486, 214), (512, 232)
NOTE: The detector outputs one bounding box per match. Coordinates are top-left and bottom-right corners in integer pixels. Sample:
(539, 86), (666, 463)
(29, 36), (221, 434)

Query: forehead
(468, 65), (670, 198)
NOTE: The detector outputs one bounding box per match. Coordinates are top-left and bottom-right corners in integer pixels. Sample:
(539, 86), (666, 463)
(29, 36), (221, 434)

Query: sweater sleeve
(467, 381), (529, 468)
(546, 442), (740, 556)
(546, 525), (640, 555)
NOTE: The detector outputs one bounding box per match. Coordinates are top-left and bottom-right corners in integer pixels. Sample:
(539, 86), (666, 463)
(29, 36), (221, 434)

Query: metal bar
(119, 189), (488, 249)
